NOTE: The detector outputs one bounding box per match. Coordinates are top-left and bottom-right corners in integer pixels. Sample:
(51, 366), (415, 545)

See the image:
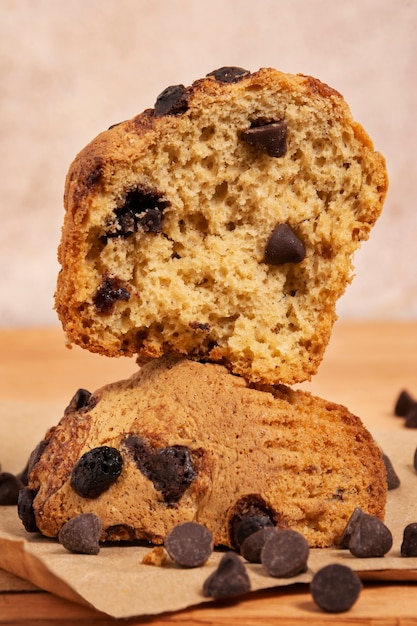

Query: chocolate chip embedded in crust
(64, 388), (92, 415)
(203, 552), (251, 599)
(241, 120), (287, 157)
(394, 389), (416, 416)
(348, 513), (393, 558)
(229, 495), (276, 549)
(105, 188), (170, 239)
(240, 527), (281, 563)
(154, 84), (189, 117)
(93, 276), (131, 315)
(70, 446), (123, 499)
(164, 522), (214, 568)
(59, 513), (102, 555)
(261, 529), (309, 578)
(0, 472), (24, 505)
(233, 514), (274, 549)
(206, 67), (251, 83)
(382, 453), (401, 490)
(17, 488), (39, 533)
(264, 223), (306, 266)
(124, 435), (197, 503)
(401, 523), (417, 557)
(311, 564), (362, 613)
(18, 439), (50, 485)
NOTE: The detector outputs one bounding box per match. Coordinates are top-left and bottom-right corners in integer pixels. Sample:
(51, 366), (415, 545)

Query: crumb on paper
(142, 546), (168, 567)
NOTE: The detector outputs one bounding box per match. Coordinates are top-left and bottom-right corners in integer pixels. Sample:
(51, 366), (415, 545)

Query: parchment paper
(1, 400), (417, 618)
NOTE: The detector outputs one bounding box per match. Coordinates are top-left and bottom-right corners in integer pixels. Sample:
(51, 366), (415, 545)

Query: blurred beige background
(1, 0), (416, 327)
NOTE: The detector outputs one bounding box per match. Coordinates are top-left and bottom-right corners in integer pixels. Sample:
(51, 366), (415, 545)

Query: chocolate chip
(382, 453), (400, 490)
(124, 435), (196, 503)
(64, 388), (92, 415)
(394, 390), (416, 416)
(311, 564), (362, 613)
(401, 523), (417, 557)
(17, 488), (39, 533)
(348, 513), (393, 558)
(202, 552), (251, 599)
(70, 446), (123, 499)
(0, 472), (24, 505)
(264, 223), (306, 266)
(338, 507), (366, 549)
(229, 495), (276, 549)
(93, 276), (130, 315)
(240, 527), (281, 563)
(241, 120), (287, 157)
(59, 513), (102, 555)
(105, 188), (170, 240)
(206, 67), (251, 83)
(154, 84), (189, 117)
(18, 439), (50, 486)
(405, 405), (417, 428)
(164, 522), (213, 568)
(261, 529), (309, 578)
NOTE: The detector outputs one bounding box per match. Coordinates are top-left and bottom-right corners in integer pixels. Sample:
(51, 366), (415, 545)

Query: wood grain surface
(0, 322), (417, 625)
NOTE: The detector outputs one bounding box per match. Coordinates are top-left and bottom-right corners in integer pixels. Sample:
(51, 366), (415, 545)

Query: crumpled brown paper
(0, 402), (417, 618)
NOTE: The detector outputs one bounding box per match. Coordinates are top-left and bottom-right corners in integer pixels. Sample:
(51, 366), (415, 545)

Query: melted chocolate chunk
(93, 276), (130, 315)
(0, 472), (24, 505)
(240, 527), (281, 563)
(59, 513), (102, 555)
(401, 523), (417, 557)
(261, 529), (309, 578)
(382, 453), (401, 490)
(394, 389), (416, 416)
(264, 223), (306, 266)
(64, 388), (92, 415)
(311, 564), (362, 613)
(348, 513), (393, 558)
(164, 522), (214, 568)
(105, 188), (170, 240)
(229, 495), (276, 549)
(241, 120), (287, 157)
(71, 446), (123, 499)
(202, 552), (251, 599)
(154, 84), (189, 117)
(124, 435), (196, 503)
(17, 488), (39, 533)
(206, 66), (251, 83)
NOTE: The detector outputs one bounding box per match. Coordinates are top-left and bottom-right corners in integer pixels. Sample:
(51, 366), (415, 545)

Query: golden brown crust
(55, 67), (388, 384)
(29, 357), (386, 548)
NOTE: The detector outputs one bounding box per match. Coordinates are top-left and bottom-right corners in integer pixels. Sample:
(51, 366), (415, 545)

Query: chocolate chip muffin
(55, 66), (387, 385)
(27, 356), (386, 548)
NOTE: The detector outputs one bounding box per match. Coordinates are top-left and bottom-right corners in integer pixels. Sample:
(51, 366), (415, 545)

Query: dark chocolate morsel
(229, 495), (276, 549)
(164, 522), (214, 568)
(401, 522), (417, 557)
(64, 388), (92, 415)
(261, 529), (309, 578)
(240, 527), (281, 563)
(414, 447), (417, 472)
(405, 405), (417, 428)
(202, 552), (251, 599)
(0, 472), (24, 505)
(206, 67), (251, 83)
(154, 84), (189, 117)
(382, 453), (400, 490)
(338, 507), (366, 548)
(59, 513), (102, 555)
(70, 446), (123, 499)
(348, 513), (393, 558)
(124, 435), (196, 503)
(264, 223), (306, 266)
(241, 120), (287, 157)
(17, 488), (39, 533)
(310, 564), (362, 613)
(104, 188), (170, 240)
(394, 390), (416, 416)
(18, 439), (50, 485)
(93, 276), (131, 315)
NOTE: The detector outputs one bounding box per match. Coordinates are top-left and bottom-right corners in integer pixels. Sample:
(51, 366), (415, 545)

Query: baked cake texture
(55, 66), (388, 385)
(27, 356), (386, 548)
